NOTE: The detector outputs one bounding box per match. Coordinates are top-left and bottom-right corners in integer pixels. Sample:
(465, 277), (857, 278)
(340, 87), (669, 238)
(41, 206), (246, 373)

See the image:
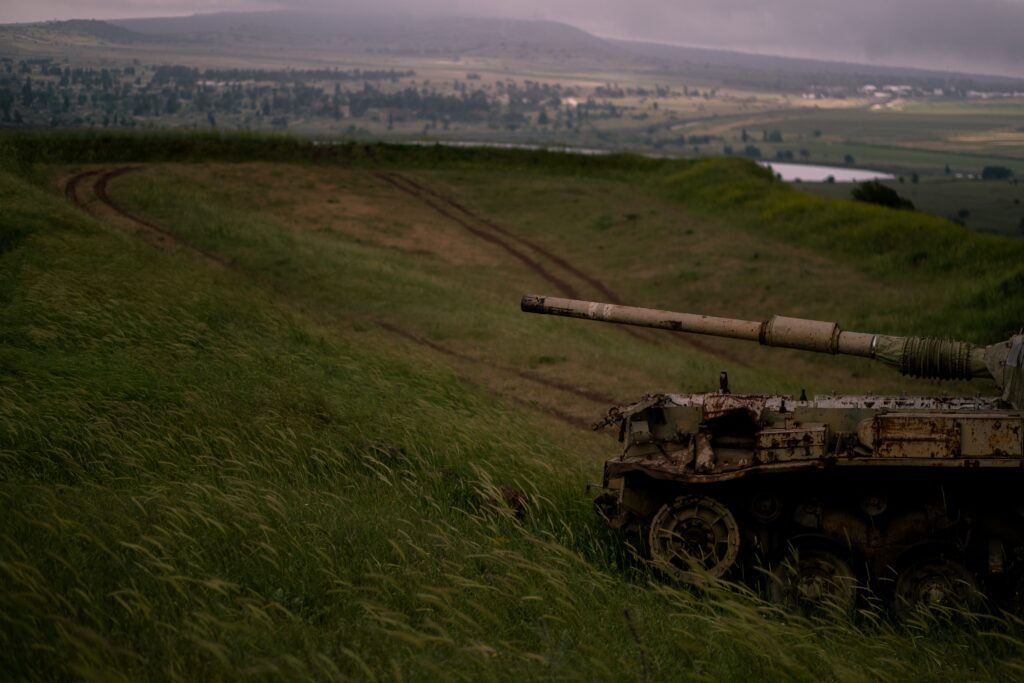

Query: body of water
(759, 161), (895, 182)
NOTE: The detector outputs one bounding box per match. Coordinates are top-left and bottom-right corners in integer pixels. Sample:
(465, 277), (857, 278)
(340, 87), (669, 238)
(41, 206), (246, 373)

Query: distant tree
(843, 154), (856, 165)
(164, 92), (180, 114)
(766, 130), (783, 143)
(826, 175), (835, 183)
(812, 129), (822, 137)
(851, 180), (915, 210)
(911, 173), (919, 184)
(743, 145), (762, 158)
(741, 128), (749, 142)
(723, 145), (733, 155)
(982, 165), (1014, 181)
(799, 148), (809, 158)
(0, 91), (11, 121)
(537, 108), (549, 125)
(21, 77), (33, 106)
(944, 164), (952, 175)
(207, 111), (217, 128)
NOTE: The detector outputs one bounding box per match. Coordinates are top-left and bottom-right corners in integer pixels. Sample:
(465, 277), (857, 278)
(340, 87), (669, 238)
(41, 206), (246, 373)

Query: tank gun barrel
(521, 294), (999, 384)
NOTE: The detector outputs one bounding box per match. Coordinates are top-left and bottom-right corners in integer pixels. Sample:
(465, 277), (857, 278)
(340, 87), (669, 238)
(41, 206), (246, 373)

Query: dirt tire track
(376, 320), (616, 405)
(382, 171), (747, 366)
(376, 172), (668, 347)
(505, 397), (593, 431)
(374, 172), (580, 298)
(390, 172), (622, 303)
(65, 170), (99, 206)
(91, 167), (234, 272)
(64, 167), (603, 433)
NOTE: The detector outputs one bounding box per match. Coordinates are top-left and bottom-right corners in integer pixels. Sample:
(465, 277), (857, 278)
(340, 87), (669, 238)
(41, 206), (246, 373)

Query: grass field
(799, 176), (1024, 237)
(4, 132), (1024, 680)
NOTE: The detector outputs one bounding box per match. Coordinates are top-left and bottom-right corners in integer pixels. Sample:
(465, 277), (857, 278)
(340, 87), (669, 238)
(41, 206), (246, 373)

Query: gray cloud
(2, 0), (1023, 77)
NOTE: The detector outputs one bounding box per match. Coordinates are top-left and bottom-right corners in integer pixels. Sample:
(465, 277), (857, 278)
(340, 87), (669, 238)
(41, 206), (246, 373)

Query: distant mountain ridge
(2, 10), (1021, 86)
(612, 39), (1024, 87)
(9, 19), (153, 44)
(108, 11), (631, 61)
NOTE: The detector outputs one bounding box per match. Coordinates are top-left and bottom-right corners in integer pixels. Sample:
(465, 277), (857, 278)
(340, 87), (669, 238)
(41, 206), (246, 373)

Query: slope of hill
(3, 132), (1024, 679)
(50, 19), (152, 44)
(109, 11), (635, 61)
(0, 19), (153, 48)
(102, 10), (1024, 85)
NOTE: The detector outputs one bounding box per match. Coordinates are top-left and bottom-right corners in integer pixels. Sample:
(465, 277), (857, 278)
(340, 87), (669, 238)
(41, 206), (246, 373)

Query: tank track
(605, 469), (1024, 613)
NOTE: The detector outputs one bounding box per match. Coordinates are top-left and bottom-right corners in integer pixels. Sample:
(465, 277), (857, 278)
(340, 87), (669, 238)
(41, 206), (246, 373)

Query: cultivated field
(3, 133), (1024, 679)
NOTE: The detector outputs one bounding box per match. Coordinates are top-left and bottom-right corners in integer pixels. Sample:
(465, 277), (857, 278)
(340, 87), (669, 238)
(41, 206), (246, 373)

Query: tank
(521, 294), (1024, 612)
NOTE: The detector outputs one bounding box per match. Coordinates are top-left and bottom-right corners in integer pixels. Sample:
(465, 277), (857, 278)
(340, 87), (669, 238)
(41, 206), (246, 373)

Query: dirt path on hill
(377, 171), (747, 365)
(376, 320), (616, 405)
(385, 172), (622, 303)
(64, 169), (99, 205)
(376, 321), (608, 430)
(92, 167), (238, 271)
(63, 166), (612, 432)
(374, 172), (581, 298)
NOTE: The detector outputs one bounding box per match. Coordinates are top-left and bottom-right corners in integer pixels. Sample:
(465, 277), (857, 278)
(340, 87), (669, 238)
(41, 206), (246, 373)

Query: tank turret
(521, 294), (1024, 612)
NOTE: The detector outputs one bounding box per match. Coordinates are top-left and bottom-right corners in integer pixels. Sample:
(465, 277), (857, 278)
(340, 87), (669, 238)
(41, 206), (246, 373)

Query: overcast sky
(2, 0), (1023, 77)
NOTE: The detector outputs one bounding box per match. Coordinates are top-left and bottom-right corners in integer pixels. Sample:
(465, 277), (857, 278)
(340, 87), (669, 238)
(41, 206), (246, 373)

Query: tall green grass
(662, 157), (1024, 340)
(4, 135), (1024, 679)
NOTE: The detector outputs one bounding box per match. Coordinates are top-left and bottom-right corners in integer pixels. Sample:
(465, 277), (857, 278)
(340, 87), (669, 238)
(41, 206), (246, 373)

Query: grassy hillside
(3, 132), (1024, 680)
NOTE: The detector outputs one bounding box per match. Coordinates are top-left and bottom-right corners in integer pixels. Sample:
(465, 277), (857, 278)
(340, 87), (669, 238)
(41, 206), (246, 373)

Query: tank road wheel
(771, 541), (858, 613)
(648, 495), (740, 584)
(894, 556), (981, 617)
(1003, 564), (1024, 614)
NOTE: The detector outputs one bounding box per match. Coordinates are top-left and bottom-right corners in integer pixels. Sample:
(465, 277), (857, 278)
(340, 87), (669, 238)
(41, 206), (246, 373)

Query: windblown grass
(4, 134), (1024, 679)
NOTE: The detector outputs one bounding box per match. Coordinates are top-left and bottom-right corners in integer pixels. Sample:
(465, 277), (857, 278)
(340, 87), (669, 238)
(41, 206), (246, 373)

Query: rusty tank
(521, 294), (1024, 612)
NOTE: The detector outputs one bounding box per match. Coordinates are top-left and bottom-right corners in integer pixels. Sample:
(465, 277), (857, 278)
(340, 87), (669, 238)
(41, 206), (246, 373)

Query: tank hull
(598, 393), (1024, 609)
